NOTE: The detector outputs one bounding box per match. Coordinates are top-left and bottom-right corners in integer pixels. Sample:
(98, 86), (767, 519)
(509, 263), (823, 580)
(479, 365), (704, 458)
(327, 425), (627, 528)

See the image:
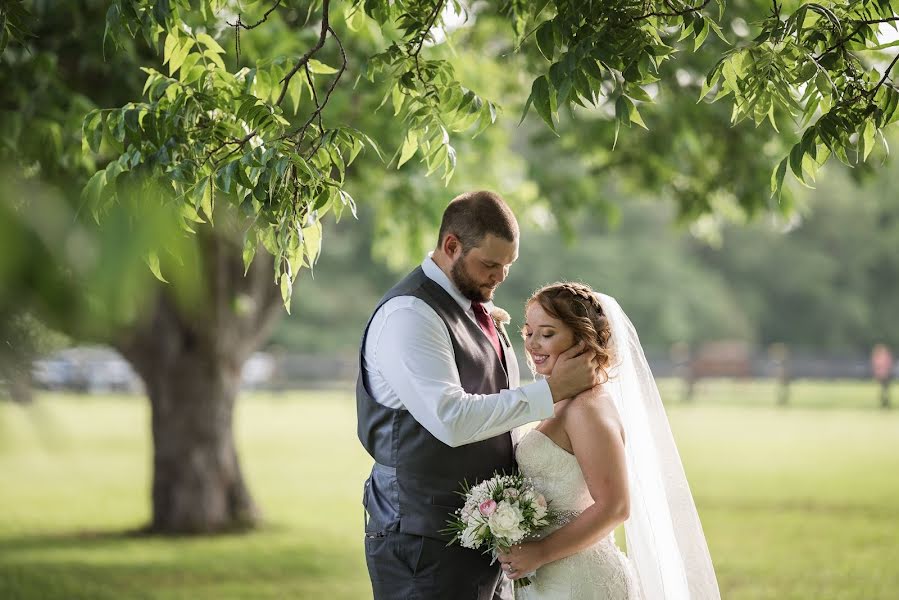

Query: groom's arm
(369, 300), (554, 447)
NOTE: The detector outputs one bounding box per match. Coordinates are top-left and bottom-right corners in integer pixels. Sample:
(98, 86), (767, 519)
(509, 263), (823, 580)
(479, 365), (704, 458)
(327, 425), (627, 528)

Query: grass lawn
(1, 381), (898, 599)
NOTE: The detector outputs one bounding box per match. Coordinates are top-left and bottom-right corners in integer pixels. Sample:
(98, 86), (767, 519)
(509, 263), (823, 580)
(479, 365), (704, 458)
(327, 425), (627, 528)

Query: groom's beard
(451, 257), (495, 303)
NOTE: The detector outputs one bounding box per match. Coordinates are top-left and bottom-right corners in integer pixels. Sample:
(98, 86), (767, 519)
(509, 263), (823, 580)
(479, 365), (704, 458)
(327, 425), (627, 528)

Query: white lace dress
(514, 429), (642, 600)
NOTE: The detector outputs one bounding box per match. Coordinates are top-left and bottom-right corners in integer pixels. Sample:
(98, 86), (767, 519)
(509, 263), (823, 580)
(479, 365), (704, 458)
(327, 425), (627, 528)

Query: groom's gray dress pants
(364, 530), (512, 600)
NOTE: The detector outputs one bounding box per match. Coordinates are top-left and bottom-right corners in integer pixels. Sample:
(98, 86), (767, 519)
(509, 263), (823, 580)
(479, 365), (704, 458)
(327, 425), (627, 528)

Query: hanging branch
(408, 0), (445, 84)
(635, 0), (711, 21)
(227, 0), (285, 30)
(275, 0), (331, 107)
(301, 25), (348, 158)
(869, 51), (899, 99)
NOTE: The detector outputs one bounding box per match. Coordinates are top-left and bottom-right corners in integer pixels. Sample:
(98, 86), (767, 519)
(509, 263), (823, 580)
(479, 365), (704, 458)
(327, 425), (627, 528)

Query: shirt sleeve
(371, 301), (554, 447)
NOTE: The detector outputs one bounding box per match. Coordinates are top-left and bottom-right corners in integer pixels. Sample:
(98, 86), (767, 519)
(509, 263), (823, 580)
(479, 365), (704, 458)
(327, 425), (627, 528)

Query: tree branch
(813, 16), (899, 62)
(814, 23), (865, 62)
(227, 0), (284, 30)
(869, 51), (899, 99)
(409, 0), (445, 83)
(291, 25), (348, 156)
(859, 16), (899, 26)
(636, 0), (711, 20)
(275, 0), (331, 107)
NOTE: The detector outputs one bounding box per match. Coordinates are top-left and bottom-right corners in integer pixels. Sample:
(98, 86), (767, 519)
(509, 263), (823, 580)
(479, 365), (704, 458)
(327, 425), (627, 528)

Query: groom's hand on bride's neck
(547, 342), (603, 403)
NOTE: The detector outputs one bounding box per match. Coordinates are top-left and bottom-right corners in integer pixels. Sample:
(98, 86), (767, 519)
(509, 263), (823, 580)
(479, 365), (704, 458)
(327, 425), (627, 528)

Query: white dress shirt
(362, 255), (554, 448)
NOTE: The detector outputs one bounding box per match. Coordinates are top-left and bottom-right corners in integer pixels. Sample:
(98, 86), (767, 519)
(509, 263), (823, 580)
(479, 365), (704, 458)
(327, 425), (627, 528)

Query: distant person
(871, 344), (893, 408)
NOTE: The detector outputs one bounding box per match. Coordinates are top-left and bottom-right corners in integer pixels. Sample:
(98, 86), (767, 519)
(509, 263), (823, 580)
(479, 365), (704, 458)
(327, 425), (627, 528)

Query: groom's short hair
(437, 191), (519, 250)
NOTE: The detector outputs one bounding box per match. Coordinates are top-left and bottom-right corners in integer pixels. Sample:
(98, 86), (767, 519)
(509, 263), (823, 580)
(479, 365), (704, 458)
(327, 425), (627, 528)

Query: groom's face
(450, 234), (518, 303)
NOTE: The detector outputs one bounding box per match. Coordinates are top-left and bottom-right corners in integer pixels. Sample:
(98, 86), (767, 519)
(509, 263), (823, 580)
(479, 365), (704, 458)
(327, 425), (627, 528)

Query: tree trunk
(9, 369), (34, 404)
(142, 342), (256, 533)
(117, 229), (284, 534)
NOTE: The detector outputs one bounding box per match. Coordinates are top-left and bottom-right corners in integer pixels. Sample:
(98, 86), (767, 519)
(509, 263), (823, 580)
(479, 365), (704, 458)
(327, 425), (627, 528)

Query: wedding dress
(514, 428), (641, 600)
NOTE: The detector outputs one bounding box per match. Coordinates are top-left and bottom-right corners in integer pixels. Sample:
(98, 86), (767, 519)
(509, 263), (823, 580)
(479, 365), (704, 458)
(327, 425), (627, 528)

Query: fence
(17, 343), (898, 408)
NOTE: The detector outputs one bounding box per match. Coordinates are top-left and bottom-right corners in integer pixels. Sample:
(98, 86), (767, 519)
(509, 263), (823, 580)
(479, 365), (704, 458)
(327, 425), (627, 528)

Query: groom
(357, 191), (601, 599)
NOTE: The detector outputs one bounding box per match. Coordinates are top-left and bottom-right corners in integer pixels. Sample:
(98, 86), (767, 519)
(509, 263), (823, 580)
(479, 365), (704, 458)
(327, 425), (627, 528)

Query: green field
(1, 382), (898, 599)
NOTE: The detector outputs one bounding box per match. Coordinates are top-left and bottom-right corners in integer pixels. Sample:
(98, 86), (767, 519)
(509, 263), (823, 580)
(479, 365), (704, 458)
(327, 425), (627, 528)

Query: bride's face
(523, 301), (576, 376)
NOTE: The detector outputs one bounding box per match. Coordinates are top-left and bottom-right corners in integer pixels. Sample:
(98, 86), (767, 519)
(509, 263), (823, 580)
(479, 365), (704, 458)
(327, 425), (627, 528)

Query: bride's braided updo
(526, 282), (615, 383)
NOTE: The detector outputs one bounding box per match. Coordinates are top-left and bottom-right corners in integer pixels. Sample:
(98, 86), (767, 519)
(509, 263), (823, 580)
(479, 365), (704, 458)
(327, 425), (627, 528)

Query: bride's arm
(500, 394), (630, 579)
(540, 395), (629, 561)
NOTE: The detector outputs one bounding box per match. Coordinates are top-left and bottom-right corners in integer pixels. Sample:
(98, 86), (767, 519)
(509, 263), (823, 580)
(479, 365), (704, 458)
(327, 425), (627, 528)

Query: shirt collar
(421, 253), (495, 313)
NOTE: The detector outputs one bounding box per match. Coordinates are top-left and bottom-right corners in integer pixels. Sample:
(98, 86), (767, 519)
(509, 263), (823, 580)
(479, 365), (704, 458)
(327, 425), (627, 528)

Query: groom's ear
(442, 233), (463, 258)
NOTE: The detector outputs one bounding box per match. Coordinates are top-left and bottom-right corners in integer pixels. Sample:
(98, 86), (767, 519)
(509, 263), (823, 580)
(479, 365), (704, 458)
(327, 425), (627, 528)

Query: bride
(497, 282), (720, 600)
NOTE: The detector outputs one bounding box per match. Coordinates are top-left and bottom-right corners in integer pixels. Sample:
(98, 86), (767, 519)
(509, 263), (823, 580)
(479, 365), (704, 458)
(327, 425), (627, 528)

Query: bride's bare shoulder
(562, 387), (623, 436)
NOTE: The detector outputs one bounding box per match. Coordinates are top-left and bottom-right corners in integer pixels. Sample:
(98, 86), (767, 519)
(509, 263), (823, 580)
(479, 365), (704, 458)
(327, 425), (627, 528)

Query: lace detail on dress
(514, 429), (642, 600)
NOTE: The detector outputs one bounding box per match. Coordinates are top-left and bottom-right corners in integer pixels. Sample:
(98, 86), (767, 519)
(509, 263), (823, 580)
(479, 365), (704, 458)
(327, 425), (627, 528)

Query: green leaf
(280, 272), (292, 313)
(625, 85), (652, 103)
(397, 130), (418, 168)
(196, 32), (225, 55)
(178, 53), (201, 82)
(536, 20), (555, 61)
(721, 56), (739, 94)
(287, 74), (303, 115)
(146, 252), (168, 283)
(168, 38), (194, 76)
(302, 219), (323, 267)
(862, 120), (876, 161)
(359, 132), (385, 161)
(531, 76), (556, 132)
(242, 230), (257, 275)
(814, 72), (830, 95)
(392, 84), (405, 116)
(615, 95), (632, 127)
(629, 103), (648, 129)
(308, 59), (338, 74)
(583, 58), (604, 82)
(519, 91), (534, 126)
(80, 170), (107, 223)
(179, 203), (205, 224)
(789, 143), (805, 181)
(200, 176), (214, 223)
(771, 157), (788, 198)
(163, 31), (179, 65)
(82, 111), (104, 154)
(693, 18), (710, 51)
(204, 49), (226, 71)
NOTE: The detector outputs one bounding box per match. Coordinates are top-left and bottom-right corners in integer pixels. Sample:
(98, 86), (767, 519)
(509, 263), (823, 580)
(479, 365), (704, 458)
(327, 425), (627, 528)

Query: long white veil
(596, 293), (720, 600)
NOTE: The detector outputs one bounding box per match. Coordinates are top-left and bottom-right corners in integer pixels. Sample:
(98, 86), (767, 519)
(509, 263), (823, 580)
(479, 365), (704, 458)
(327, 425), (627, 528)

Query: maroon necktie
(471, 302), (504, 361)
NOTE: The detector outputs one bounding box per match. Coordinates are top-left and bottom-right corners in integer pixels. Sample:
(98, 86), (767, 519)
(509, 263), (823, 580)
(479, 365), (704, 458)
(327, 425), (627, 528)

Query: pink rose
(479, 499), (497, 516)
(535, 494), (547, 508)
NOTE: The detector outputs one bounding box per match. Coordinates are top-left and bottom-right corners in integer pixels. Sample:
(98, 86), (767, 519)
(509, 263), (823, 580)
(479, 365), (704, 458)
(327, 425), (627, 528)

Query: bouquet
(443, 472), (553, 588)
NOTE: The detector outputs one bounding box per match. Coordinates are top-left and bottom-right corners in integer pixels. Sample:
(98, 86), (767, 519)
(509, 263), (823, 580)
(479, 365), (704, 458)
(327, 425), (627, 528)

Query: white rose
(488, 501), (526, 541)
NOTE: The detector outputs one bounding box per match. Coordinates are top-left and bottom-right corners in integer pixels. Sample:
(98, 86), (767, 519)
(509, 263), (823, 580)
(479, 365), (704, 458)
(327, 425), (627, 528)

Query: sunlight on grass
(1, 382), (898, 599)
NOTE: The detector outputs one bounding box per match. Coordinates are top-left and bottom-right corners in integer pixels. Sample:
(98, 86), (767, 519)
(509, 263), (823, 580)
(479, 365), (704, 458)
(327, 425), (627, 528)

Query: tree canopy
(6, 0), (899, 310)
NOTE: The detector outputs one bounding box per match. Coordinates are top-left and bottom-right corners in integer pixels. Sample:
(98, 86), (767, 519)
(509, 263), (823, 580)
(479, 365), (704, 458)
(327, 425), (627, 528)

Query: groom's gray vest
(357, 267), (514, 541)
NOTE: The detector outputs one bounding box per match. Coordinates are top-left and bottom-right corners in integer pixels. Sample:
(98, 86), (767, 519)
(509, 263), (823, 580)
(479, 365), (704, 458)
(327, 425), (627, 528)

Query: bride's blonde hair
(525, 282), (616, 383)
